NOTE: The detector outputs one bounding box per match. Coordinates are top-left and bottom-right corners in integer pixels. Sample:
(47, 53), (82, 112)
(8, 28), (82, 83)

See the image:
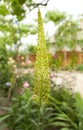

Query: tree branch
(27, 0), (49, 12)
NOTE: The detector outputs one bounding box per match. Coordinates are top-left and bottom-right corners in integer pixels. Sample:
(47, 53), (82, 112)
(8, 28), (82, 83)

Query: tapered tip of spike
(38, 6), (40, 12)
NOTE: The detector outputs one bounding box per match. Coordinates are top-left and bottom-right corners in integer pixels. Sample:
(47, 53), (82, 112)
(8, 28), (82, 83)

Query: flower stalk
(33, 8), (50, 105)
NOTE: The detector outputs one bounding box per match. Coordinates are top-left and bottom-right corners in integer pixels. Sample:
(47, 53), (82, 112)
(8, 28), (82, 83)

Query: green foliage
(18, 0), (26, 5)
(1, 86), (83, 130)
(48, 53), (63, 71)
(27, 24), (37, 33)
(75, 64), (83, 71)
(74, 92), (83, 130)
(2, 0), (37, 21)
(0, 89), (49, 130)
(0, 4), (9, 16)
(45, 10), (66, 24)
(70, 54), (78, 69)
(33, 9), (50, 105)
(0, 89), (37, 130)
(11, 0), (25, 20)
(15, 73), (33, 89)
(47, 88), (78, 130)
(55, 19), (79, 50)
(28, 45), (37, 54)
(53, 56), (62, 71)
(0, 44), (12, 92)
(78, 39), (83, 48)
(0, 17), (20, 46)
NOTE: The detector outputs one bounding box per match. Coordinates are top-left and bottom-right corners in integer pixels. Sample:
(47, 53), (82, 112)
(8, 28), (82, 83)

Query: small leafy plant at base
(0, 88), (49, 130)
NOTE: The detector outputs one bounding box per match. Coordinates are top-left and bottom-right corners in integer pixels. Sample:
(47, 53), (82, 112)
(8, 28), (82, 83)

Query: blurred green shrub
(70, 54), (78, 69)
(75, 64), (83, 71)
(48, 53), (62, 71)
(28, 45), (37, 55)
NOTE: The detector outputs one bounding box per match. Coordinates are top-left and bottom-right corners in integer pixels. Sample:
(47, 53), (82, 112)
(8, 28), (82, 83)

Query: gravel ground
(52, 71), (83, 96)
(75, 72), (83, 96)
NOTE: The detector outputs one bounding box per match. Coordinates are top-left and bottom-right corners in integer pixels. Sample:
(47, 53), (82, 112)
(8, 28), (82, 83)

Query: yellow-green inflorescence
(33, 8), (50, 105)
